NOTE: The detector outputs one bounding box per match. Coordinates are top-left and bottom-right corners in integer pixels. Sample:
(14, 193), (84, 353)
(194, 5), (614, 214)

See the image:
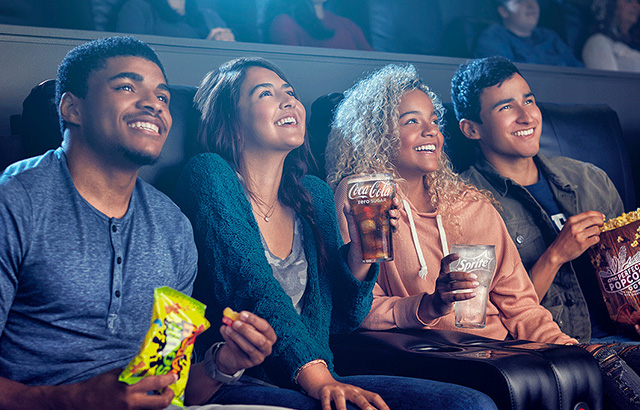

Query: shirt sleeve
(361, 282), (437, 330)
(305, 177), (377, 333)
(269, 14), (302, 45)
(583, 34), (619, 71)
(0, 178), (31, 335)
(474, 25), (515, 60)
(588, 162), (625, 217)
(176, 216), (198, 297)
(333, 178), (352, 244)
(344, 18), (373, 51)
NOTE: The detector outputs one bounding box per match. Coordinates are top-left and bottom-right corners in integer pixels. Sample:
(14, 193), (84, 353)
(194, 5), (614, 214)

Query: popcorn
(602, 208), (640, 232)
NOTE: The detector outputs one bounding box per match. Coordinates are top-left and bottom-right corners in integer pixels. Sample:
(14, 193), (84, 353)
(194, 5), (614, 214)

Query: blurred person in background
(265, 0), (372, 51)
(116, 0), (235, 41)
(475, 0), (583, 67)
(582, 0), (640, 72)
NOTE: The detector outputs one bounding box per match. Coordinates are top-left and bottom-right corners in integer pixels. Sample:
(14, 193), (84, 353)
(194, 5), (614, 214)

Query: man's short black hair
(55, 36), (166, 133)
(450, 56), (521, 124)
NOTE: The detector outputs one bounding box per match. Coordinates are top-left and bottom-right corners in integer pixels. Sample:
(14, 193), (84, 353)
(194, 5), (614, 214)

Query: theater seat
(330, 329), (602, 410)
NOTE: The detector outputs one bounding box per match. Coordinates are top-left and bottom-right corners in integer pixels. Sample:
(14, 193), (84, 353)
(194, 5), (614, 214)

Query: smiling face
(392, 89), (443, 182)
(72, 56), (171, 167)
(499, 0), (540, 37)
(237, 66), (306, 156)
(471, 73), (541, 166)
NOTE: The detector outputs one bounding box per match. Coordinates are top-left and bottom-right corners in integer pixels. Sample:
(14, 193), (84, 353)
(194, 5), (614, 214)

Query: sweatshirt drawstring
(436, 214), (449, 256)
(403, 199), (429, 279)
(403, 199), (450, 280)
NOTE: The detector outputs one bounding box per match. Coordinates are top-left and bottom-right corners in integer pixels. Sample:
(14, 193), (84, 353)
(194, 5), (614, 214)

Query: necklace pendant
(264, 216), (270, 222)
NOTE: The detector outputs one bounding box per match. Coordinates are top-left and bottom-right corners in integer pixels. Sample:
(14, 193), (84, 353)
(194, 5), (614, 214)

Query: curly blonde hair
(326, 64), (486, 215)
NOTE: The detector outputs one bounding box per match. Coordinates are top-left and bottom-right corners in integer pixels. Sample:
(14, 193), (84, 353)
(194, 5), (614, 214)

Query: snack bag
(588, 208), (640, 326)
(119, 287), (210, 406)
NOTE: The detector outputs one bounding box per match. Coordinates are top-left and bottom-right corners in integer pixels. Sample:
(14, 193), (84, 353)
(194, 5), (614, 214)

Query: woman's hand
(344, 197), (401, 281)
(418, 253), (479, 322)
(216, 311), (277, 375)
(296, 362), (389, 410)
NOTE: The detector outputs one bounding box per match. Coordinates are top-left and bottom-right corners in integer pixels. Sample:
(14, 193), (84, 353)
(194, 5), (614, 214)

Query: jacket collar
(473, 153), (576, 196)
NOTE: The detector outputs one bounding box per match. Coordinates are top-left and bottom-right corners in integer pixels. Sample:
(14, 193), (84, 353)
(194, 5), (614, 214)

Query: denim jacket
(462, 154), (624, 342)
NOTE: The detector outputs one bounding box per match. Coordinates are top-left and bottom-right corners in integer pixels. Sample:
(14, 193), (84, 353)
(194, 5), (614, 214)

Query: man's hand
(418, 253), (479, 322)
(530, 210), (604, 300)
(547, 211), (604, 266)
(216, 311), (277, 375)
(206, 27), (235, 41)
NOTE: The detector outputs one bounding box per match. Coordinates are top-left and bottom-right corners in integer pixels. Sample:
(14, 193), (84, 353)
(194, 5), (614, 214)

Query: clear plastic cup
(450, 244), (496, 329)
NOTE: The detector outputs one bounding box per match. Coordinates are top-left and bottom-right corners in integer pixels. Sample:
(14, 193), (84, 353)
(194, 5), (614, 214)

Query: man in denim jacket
(452, 56), (625, 344)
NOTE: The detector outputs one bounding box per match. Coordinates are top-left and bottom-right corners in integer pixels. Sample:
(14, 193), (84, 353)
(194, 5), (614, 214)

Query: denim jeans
(210, 374), (498, 410)
(583, 343), (640, 410)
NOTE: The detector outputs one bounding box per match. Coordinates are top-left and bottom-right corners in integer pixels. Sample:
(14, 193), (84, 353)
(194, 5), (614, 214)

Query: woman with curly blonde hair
(326, 64), (477, 223)
(327, 63), (575, 344)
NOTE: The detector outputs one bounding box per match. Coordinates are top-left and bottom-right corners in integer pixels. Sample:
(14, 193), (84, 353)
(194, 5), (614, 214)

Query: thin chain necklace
(252, 196), (277, 222)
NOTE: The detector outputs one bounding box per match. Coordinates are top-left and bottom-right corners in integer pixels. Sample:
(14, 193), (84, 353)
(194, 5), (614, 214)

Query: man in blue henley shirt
(0, 37), (277, 410)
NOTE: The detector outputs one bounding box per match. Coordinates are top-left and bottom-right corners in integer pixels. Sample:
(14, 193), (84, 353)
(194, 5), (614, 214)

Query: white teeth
(128, 121), (159, 133)
(513, 128), (534, 137)
(275, 117), (297, 126)
(414, 144), (436, 152)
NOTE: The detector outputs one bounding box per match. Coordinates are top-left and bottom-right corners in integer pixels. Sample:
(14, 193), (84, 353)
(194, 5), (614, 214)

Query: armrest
(331, 328), (602, 410)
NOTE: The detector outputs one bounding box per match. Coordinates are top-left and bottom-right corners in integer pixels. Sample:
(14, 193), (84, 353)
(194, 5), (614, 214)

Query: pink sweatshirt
(335, 180), (576, 345)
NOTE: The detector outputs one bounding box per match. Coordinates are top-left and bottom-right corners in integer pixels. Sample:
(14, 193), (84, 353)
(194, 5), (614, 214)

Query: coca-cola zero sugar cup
(450, 244), (496, 329)
(347, 173), (396, 263)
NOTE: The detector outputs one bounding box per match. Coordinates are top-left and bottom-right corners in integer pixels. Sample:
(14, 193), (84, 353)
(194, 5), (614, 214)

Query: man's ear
(59, 92), (82, 127)
(459, 119), (481, 141)
(497, 5), (509, 20)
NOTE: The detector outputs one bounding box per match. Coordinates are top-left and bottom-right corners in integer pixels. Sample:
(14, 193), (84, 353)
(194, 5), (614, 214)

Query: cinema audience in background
(582, 0), (640, 72)
(116, 0), (235, 41)
(474, 0), (583, 67)
(264, 0), (373, 51)
(13, 0), (640, 68)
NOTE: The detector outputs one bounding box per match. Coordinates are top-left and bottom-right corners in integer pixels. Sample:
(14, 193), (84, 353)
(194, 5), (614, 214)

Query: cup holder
(410, 345), (464, 353)
(459, 340), (494, 346)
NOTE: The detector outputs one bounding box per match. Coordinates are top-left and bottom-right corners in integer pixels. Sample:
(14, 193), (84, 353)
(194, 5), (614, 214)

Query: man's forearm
(529, 247), (563, 301)
(0, 377), (66, 410)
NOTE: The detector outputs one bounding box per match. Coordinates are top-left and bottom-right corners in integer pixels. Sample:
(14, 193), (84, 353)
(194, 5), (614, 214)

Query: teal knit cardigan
(174, 153), (378, 389)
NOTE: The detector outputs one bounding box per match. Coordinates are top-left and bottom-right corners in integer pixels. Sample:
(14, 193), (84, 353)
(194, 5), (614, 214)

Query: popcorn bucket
(587, 210), (640, 326)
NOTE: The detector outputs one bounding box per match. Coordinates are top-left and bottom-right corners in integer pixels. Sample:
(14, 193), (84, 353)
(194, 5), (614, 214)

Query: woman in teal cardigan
(175, 56), (498, 410)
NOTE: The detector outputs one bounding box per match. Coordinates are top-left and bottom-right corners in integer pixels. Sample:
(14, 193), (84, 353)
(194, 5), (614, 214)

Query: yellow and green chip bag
(119, 287), (210, 407)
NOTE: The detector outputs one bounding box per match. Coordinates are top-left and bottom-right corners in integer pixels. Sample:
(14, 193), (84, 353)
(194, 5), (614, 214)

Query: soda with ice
(347, 173), (396, 263)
